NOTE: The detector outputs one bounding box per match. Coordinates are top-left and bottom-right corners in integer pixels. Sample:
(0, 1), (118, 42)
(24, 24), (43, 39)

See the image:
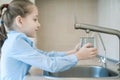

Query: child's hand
(74, 43), (81, 52)
(66, 43), (80, 55)
(75, 43), (97, 60)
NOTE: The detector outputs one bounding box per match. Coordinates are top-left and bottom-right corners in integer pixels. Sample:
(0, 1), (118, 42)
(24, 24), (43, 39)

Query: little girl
(0, 0), (97, 80)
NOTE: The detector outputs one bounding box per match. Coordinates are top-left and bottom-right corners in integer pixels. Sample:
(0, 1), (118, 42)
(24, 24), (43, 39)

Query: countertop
(24, 58), (120, 80)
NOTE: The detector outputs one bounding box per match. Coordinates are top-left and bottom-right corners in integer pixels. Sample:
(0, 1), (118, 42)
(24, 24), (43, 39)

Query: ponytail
(0, 4), (8, 48)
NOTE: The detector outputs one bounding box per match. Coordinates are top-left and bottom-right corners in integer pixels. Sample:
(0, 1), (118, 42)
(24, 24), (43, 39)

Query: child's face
(20, 5), (40, 38)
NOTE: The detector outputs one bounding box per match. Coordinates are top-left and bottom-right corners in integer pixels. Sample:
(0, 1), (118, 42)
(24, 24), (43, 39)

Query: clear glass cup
(80, 37), (94, 48)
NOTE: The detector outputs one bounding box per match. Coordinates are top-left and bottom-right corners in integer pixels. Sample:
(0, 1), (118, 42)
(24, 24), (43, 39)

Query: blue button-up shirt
(1, 31), (77, 80)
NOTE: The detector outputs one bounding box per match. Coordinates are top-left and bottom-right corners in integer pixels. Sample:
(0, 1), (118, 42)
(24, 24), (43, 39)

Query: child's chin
(31, 36), (35, 38)
(28, 35), (35, 38)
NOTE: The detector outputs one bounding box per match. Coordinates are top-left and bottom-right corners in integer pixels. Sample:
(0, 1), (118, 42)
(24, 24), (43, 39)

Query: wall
(97, 0), (120, 61)
(36, 0), (98, 51)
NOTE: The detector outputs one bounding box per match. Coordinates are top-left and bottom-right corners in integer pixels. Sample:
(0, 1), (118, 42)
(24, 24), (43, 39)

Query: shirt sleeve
(36, 49), (66, 57)
(10, 37), (78, 73)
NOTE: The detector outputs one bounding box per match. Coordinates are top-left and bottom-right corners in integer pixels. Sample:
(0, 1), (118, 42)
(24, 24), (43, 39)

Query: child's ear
(15, 15), (23, 28)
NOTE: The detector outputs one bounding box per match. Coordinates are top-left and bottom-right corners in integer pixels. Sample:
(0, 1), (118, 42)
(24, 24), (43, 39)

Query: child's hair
(0, 0), (33, 48)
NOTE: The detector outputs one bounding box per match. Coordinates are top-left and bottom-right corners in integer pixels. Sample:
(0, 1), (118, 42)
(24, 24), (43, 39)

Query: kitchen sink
(43, 66), (118, 78)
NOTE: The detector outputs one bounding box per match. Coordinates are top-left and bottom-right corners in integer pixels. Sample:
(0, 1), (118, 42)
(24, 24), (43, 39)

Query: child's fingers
(91, 48), (97, 52)
(83, 43), (92, 48)
(75, 43), (81, 51)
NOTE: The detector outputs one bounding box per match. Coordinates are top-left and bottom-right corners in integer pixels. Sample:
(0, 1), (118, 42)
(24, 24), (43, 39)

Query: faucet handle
(116, 62), (120, 72)
(99, 57), (106, 63)
(98, 56), (107, 68)
(116, 61), (120, 65)
(98, 57), (102, 62)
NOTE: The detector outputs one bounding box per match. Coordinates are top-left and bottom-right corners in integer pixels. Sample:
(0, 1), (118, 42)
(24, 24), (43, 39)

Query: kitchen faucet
(74, 23), (120, 77)
(98, 33), (107, 68)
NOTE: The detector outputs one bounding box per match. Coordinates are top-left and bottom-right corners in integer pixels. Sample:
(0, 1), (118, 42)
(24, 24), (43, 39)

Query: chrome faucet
(74, 23), (120, 77)
(98, 33), (107, 68)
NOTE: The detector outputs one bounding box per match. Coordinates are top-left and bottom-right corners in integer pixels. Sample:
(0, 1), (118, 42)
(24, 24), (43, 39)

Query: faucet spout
(74, 23), (120, 38)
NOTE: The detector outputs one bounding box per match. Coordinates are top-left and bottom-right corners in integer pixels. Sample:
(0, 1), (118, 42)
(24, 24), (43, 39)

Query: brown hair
(0, 0), (33, 48)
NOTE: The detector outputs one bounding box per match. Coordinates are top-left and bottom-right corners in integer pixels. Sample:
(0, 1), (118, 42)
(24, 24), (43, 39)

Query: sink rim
(43, 65), (119, 78)
(43, 75), (119, 79)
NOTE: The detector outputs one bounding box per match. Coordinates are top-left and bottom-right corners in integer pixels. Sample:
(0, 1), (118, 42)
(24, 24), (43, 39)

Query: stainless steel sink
(43, 66), (118, 78)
